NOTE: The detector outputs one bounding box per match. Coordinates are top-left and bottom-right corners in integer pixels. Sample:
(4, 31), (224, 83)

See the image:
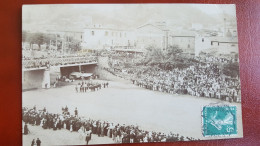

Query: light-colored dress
(78, 127), (84, 140)
(70, 124), (73, 132)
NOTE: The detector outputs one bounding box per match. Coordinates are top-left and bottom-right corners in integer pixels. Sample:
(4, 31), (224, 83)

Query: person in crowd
(65, 106), (68, 113)
(43, 107), (46, 113)
(84, 83), (88, 92)
(24, 123), (29, 135)
(85, 129), (92, 145)
(75, 108), (78, 117)
(129, 130), (135, 143)
(97, 123), (101, 137)
(78, 126), (85, 140)
(31, 139), (35, 146)
(101, 122), (105, 137)
(36, 138), (41, 146)
(75, 84), (78, 93)
(70, 122), (73, 132)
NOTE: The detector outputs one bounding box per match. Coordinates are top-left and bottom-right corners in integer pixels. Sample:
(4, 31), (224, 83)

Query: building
(46, 29), (84, 53)
(81, 23), (170, 52)
(135, 23), (169, 51)
(169, 30), (196, 54)
(81, 25), (135, 50)
(195, 36), (238, 56)
(170, 36), (195, 54)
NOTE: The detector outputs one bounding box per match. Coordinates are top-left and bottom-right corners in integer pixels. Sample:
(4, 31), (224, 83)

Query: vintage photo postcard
(22, 4), (243, 145)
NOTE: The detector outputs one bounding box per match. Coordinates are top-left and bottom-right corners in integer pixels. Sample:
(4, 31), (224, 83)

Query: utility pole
(224, 18), (226, 37)
(163, 30), (169, 52)
(55, 33), (58, 50)
(62, 38), (64, 55)
(166, 30), (169, 50)
(49, 39), (51, 50)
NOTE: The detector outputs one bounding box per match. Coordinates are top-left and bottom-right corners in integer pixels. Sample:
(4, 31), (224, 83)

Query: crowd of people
(132, 63), (240, 102)
(22, 106), (199, 145)
(22, 56), (97, 69)
(106, 53), (241, 103)
(22, 49), (98, 70)
(75, 81), (109, 92)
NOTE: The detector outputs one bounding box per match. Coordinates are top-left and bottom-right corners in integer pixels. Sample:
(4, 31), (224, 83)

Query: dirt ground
(22, 79), (243, 145)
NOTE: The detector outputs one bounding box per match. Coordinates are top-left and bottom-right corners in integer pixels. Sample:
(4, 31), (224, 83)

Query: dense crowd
(107, 53), (241, 102)
(133, 64), (240, 102)
(22, 106), (199, 144)
(22, 50), (98, 69)
(22, 56), (97, 69)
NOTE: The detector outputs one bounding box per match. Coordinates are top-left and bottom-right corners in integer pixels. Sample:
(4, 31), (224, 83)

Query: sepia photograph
(22, 4), (243, 145)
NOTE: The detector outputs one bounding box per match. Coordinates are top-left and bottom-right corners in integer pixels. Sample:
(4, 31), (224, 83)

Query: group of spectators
(132, 63), (240, 102)
(107, 53), (241, 102)
(75, 81), (109, 92)
(22, 50), (98, 70)
(23, 56), (97, 69)
(22, 106), (199, 144)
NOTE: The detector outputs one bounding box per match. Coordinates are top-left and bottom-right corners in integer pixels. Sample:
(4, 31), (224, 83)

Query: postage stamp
(202, 105), (237, 137)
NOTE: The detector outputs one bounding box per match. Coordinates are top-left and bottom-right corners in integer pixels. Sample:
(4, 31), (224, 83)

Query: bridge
(22, 56), (98, 90)
(22, 56), (98, 71)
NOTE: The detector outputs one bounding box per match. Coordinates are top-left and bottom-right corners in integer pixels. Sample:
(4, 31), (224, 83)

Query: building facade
(170, 36), (195, 54)
(135, 24), (169, 51)
(81, 25), (135, 50)
(195, 36), (238, 56)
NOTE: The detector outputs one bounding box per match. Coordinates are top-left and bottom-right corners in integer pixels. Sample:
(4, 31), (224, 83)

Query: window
(188, 44), (190, 48)
(202, 38), (204, 42)
(120, 33), (122, 38)
(91, 31), (95, 36)
(211, 41), (213, 46)
(125, 33), (126, 37)
(105, 31), (108, 36)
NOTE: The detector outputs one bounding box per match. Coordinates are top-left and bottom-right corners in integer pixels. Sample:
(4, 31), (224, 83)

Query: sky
(22, 4), (237, 32)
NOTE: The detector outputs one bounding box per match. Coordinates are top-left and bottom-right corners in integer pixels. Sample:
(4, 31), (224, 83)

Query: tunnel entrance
(60, 64), (97, 77)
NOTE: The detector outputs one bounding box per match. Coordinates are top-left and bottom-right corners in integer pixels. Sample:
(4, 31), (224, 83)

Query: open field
(22, 79), (243, 145)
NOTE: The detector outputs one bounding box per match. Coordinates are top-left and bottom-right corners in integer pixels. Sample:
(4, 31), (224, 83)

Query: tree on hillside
(223, 62), (240, 78)
(23, 32), (55, 50)
(34, 33), (45, 50)
(166, 45), (183, 57)
(142, 45), (193, 70)
(22, 31), (27, 43)
(143, 46), (164, 66)
(165, 45), (183, 63)
(68, 38), (81, 52)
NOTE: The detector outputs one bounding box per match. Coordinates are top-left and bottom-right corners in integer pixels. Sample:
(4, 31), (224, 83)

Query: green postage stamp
(202, 105), (237, 137)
